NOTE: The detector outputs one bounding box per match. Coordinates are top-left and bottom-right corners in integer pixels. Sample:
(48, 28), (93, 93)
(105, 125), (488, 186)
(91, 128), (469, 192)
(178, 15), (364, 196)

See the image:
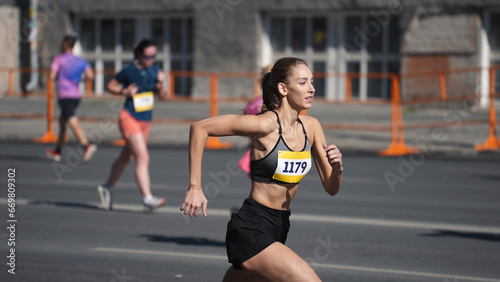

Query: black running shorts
(58, 98), (81, 119)
(225, 198), (291, 270)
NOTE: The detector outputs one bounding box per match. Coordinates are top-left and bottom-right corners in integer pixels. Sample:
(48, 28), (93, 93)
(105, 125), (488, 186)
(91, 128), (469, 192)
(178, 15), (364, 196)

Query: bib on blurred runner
(133, 91), (154, 112)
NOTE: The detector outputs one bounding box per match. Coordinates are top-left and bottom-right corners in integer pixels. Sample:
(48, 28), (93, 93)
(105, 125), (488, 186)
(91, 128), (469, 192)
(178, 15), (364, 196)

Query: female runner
(181, 57), (343, 281)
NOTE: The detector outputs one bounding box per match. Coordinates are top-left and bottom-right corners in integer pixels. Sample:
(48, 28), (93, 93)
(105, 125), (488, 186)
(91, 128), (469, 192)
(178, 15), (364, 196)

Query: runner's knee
(135, 151), (149, 165)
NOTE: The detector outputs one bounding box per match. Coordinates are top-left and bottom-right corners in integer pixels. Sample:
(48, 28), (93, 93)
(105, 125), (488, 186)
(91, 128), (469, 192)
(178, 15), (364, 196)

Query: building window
(266, 16), (329, 97)
(77, 17), (193, 95)
(490, 13), (500, 51)
(292, 18), (307, 52)
(345, 16), (362, 52)
(265, 14), (400, 100)
(347, 62), (360, 98)
(120, 19), (135, 52)
(170, 19), (183, 54)
(489, 12), (500, 93)
(343, 15), (400, 99)
(168, 18), (193, 96)
(100, 19), (115, 52)
(152, 19), (164, 52)
(270, 18), (286, 52)
(81, 19), (95, 52)
(313, 61), (326, 98)
(312, 18), (327, 52)
(103, 60), (115, 89)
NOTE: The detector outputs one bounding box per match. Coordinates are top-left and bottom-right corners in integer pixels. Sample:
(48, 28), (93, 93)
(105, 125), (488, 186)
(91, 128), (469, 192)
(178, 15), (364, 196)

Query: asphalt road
(0, 142), (499, 282)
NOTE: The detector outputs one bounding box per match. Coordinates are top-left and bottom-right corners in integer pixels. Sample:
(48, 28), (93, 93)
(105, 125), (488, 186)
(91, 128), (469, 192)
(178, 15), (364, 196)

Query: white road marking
(290, 214), (500, 234)
(93, 247), (500, 282)
(93, 247), (227, 261)
(20, 178), (177, 190)
(3, 198), (500, 234)
(314, 262), (500, 282)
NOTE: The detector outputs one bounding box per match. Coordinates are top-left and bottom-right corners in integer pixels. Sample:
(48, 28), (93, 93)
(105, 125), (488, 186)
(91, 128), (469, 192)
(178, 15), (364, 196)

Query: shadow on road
(27, 200), (164, 214)
(140, 234), (225, 247)
(422, 230), (500, 242)
(28, 200), (101, 210)
(469, 173), (500, 182)
(0, 154), (48, 162)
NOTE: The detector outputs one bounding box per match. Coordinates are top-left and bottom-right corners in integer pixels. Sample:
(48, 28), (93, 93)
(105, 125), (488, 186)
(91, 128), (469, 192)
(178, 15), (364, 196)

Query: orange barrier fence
(399, 66), (483, 105)
(475, 67), (500, 151)
(33, 72), (58, 143)
(0, 67), (258, 149)
(205, 74), (231, 149)
(343, 72), (393, 104)
(166, 70), (260, 101)
(341, 71), (407, 156)
(166, 70), (260, 149)
(1, 66), (499, 153)
(378, 74), (420, 156)
(0, 67), (49, 96)
(342, 65), (500, 155)
(400, 65), (499, 154)
(0, 67), (94, 97)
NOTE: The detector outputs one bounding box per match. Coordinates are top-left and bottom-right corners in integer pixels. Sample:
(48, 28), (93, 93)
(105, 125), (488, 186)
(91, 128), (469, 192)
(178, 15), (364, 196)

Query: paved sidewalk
(1, 95), (500, 158)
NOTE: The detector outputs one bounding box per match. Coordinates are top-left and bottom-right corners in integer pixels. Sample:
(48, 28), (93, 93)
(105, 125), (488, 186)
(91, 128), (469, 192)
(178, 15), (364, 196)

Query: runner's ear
(278, 82), (287, 96)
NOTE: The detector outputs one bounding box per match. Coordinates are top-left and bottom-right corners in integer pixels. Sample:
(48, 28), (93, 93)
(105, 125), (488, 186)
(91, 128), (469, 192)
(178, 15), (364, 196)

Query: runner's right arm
(180, 113), (275, 217)
(107, 78), (137, 97)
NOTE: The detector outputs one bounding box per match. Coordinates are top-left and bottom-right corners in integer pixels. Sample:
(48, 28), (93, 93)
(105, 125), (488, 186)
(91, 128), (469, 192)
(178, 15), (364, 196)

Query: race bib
(133, 91), (154, 112)
(272, 150), (312, 183)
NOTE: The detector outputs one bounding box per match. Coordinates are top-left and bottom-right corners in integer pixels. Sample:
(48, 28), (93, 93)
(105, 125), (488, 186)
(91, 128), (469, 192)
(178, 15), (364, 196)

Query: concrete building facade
(5, 0), (500, 106)
(0, 3), (20, 93)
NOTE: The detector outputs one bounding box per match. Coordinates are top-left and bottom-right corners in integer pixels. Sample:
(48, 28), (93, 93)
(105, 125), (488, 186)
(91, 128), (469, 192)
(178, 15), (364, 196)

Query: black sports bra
(250, 111), (312, 184)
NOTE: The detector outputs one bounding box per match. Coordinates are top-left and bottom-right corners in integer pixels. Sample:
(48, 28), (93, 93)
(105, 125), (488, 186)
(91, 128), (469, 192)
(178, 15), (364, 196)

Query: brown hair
(261, 57), (307, 111)
(134, 39), (156, 59)
(62, 35), (77, 50)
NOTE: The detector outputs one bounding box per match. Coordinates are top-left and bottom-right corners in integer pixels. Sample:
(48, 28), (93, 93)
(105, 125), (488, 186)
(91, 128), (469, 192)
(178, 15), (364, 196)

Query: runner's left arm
(305, 116), (343, 196)
(156, 70), (167, 100)
(84, 66), (95, 82)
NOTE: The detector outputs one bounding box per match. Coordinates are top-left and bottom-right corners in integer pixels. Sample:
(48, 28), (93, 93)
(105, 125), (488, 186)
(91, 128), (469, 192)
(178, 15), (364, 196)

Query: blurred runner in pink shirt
(46, 35), (97, 163)
(51, 50), (89, 99)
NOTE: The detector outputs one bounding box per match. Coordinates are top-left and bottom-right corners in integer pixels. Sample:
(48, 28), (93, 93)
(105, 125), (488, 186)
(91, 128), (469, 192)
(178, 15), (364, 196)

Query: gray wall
(14, 0), (500, 99)
(401, 8), (482, 100)
(0, 4), (19, 93)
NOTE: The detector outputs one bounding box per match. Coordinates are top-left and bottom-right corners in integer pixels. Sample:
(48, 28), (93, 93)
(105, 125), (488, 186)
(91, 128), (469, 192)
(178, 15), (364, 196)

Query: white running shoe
(97, 184), (113, 211)
(143, 196), (165, 212)
(82, 144), (97, 162)
(46, 149), (62, 162)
